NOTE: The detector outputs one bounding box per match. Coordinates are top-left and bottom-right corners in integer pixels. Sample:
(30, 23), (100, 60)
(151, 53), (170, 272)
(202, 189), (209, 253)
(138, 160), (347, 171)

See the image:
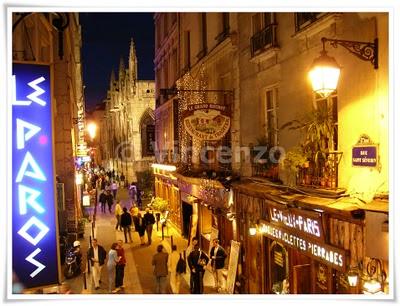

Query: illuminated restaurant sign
(268, 205), (325, 242)
(12, 64), (59, 288)
(259, 220), (346, 271)
(183, 103), (230, 141)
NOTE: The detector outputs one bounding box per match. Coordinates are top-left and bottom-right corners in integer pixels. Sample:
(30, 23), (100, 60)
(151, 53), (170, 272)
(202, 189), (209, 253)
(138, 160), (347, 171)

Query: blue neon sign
(12, 64), (59, 288)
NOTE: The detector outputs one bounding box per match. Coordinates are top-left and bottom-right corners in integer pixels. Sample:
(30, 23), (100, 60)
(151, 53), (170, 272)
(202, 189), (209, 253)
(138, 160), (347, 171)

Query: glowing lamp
(87, 122), (97, 140)
(249, 224), (257, 236)
(363, 278), (382, 294)
(347, 271), (359, 287)
(308, 49), (340, 98)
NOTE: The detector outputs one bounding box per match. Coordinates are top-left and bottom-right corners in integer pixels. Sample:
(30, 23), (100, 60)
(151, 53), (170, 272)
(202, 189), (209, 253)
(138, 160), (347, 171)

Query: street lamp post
(309, 37), (378, 98)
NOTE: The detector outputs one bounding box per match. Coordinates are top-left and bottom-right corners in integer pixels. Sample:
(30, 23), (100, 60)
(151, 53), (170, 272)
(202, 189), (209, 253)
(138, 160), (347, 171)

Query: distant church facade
(100, 38), (155, 182)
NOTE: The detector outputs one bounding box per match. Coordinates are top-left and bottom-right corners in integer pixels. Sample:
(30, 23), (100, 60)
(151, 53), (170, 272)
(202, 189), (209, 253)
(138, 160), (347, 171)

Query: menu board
(226, 240), (240, 294)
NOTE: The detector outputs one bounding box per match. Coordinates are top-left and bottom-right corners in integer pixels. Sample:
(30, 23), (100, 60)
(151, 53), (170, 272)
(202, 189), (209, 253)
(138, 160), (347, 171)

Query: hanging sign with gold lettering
(183, 104), (230, 141)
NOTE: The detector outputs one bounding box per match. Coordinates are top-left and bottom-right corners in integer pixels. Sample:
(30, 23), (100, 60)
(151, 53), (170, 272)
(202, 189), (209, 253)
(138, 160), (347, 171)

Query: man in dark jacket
(187, 244), (209, 294)
(210, 238), (227, 292)
(87, 238), (107, 290)
(120, 207), (133, 243)
(143, 208), (156, 245)
(99, 190), (107, 213)
(105, 190), (113, 213)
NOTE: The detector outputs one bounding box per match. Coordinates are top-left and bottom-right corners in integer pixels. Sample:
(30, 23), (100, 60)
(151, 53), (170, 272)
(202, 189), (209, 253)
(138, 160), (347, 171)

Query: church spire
(109, 68), (115, 89)
(129, 38), (138, 83)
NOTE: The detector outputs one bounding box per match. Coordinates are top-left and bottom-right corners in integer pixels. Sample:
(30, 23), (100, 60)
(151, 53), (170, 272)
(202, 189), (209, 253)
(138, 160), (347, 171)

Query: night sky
(79, 13), (155, 111)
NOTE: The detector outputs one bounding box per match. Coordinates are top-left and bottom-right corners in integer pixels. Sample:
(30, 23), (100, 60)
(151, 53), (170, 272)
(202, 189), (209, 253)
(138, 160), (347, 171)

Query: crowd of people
(81, 168), (229, 294)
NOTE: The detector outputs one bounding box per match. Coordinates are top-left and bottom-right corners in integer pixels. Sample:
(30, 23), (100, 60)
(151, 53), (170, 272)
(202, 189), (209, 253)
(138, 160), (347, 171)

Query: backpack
(176, 253), (186, 274)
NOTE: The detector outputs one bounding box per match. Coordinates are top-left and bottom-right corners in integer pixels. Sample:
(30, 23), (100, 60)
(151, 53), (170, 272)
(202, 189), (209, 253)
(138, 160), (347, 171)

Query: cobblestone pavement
(63, 187), (217, 295)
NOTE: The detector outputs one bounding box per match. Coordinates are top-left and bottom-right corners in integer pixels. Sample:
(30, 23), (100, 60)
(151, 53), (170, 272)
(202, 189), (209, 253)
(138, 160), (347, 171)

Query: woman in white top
(107, 242), (120, 293)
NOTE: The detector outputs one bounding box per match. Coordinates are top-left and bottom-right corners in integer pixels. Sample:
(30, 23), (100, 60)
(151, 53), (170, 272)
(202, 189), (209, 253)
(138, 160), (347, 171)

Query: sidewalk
(64, 187), (218, 294)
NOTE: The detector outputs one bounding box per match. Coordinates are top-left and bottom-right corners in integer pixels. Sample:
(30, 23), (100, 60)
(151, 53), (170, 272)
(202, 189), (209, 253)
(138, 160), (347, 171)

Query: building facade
(154, 12), (389, 295)
(100, 39), (156, 183)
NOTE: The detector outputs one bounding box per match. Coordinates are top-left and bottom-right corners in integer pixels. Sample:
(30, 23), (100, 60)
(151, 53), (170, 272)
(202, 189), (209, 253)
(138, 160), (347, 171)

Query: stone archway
(139, 108), (155, 157)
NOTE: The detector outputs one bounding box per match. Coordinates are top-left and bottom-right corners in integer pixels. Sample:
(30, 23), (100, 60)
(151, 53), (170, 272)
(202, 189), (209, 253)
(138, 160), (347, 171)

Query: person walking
(129, 182), (137, 203)
(187, 237), (199, 292)
(111, 180), (118, 198)
(168, 245), (181, 294)
(105, 190), (114, 213)
(152, 245), (169, 294)
(114, 201), (123, 231)
(107, 242), (120, 293)
(114, 240), (127, 292)
(120, 173), (125, 187)
(120, 207), (133, 243)
(87, 238), (107, 290)
(210, 238), (227, 292)
(143, 208), (156, 245)
(187, 244), (209, 294)
(133, 212), (146, 245)
(99, 190), (107, 213)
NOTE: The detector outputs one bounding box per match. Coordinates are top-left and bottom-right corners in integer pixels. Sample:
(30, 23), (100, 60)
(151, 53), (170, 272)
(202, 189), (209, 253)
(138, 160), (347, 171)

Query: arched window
(140, 109), (155, 157)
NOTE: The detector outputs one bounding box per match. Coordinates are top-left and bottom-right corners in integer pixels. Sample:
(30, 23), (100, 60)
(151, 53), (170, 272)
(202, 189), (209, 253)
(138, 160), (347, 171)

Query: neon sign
(12, 64), (59, 288)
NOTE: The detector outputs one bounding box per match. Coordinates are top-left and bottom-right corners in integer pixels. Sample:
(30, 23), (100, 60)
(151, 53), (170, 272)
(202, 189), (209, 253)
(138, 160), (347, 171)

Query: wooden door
(293, 264), (311, 293)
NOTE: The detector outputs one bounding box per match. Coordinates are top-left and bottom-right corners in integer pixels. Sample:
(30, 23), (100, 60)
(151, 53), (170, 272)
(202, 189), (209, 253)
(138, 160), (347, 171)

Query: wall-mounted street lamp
(249, 222), (257, 236)
(87, 122), (97, 140)
(309, 37), (378, 98)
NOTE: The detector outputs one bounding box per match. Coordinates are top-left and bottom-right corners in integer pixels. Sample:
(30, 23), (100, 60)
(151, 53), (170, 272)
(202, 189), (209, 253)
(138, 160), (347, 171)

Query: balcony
(297, 151), (342, 189)
(250, 23), (278, 58)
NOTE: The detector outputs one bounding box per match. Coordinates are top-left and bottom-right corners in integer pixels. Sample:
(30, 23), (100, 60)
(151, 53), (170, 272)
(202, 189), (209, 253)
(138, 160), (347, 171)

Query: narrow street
(64, 187), (216, 294)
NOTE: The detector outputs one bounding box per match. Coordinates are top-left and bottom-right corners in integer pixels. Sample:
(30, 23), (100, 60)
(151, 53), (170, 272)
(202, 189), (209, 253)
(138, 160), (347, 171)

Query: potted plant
(280, 146), (308, 186)
(281, 105), (336, 183)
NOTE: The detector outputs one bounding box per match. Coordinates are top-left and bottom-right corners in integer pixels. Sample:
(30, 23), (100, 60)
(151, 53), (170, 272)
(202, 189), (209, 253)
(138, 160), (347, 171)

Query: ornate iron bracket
(322, 37), (378, 69)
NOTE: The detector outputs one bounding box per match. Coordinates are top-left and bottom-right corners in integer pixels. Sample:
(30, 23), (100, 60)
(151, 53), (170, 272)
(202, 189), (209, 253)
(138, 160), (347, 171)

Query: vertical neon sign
(12, 64), (59, 288)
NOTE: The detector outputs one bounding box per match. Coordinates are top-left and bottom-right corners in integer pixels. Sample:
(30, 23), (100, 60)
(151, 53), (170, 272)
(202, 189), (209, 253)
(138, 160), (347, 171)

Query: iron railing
(250, 23), (278, 57)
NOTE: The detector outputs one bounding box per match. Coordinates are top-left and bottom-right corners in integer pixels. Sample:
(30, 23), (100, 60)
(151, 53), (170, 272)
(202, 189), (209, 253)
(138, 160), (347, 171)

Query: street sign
(12, 63), (59, 288)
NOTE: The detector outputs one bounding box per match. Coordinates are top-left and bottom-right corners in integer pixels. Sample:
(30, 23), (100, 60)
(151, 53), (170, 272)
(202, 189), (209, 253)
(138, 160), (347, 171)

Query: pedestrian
(129, 182), (137, 203)
(152, 245), (169, 294)
(114, 240), (127, 292)
(107, 242), (119, 293)
(187, 237), (199, 292)
(105, 190), (114, 213)
(114, 201), (123, 231)
(210, 238), (227, 292)
(120, 173), (125, 187)
(129, 204), (139, 218)
(87, 238), (107, 290)
(120, 207), (133, 243)
(111, 180), (118, 198)
(143, 208), (156, 245)
(99, 190), (107, 213)
(133, 212), (146, 245)
(137, 189), (143, 209)
(187, 243), (209, 294)
(168, 245), (181, 294)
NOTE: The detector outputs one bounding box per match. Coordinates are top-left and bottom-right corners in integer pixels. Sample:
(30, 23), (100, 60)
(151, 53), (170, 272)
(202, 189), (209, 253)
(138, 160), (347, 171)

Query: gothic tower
(128, 38), (138, 95)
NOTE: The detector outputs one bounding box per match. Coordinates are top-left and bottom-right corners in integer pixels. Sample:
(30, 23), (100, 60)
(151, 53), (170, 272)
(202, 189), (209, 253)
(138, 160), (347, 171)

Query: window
(216, 13), (230, 42)
(294, 13), (325, 32)
(250, 13), (278, 57)
(197, 13), (207, 59)
(184, 31), (191, 71)
(265, 87), (279, 146)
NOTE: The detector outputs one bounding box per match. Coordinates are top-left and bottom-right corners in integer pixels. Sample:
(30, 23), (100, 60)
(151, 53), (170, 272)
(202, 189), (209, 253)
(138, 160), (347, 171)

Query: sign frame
(259, 220), (347, 271)
(11, 63), (61, 289)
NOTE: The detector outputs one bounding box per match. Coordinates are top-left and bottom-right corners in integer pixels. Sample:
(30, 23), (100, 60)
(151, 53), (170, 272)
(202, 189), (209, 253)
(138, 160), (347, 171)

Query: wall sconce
(362, 258), (386, 294)
(347, 266), (360, 287)
(309, 37), (378, 98)
(249, 222), (257, 236)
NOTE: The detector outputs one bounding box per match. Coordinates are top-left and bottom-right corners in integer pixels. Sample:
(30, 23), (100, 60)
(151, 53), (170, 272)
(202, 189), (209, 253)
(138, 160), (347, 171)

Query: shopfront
(233, 180), (389, 294)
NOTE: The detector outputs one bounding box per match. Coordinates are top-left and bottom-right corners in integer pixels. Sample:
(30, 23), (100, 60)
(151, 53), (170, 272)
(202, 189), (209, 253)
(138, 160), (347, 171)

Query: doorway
(291, 250), (312, 293)
(182, 201), (192, 239)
